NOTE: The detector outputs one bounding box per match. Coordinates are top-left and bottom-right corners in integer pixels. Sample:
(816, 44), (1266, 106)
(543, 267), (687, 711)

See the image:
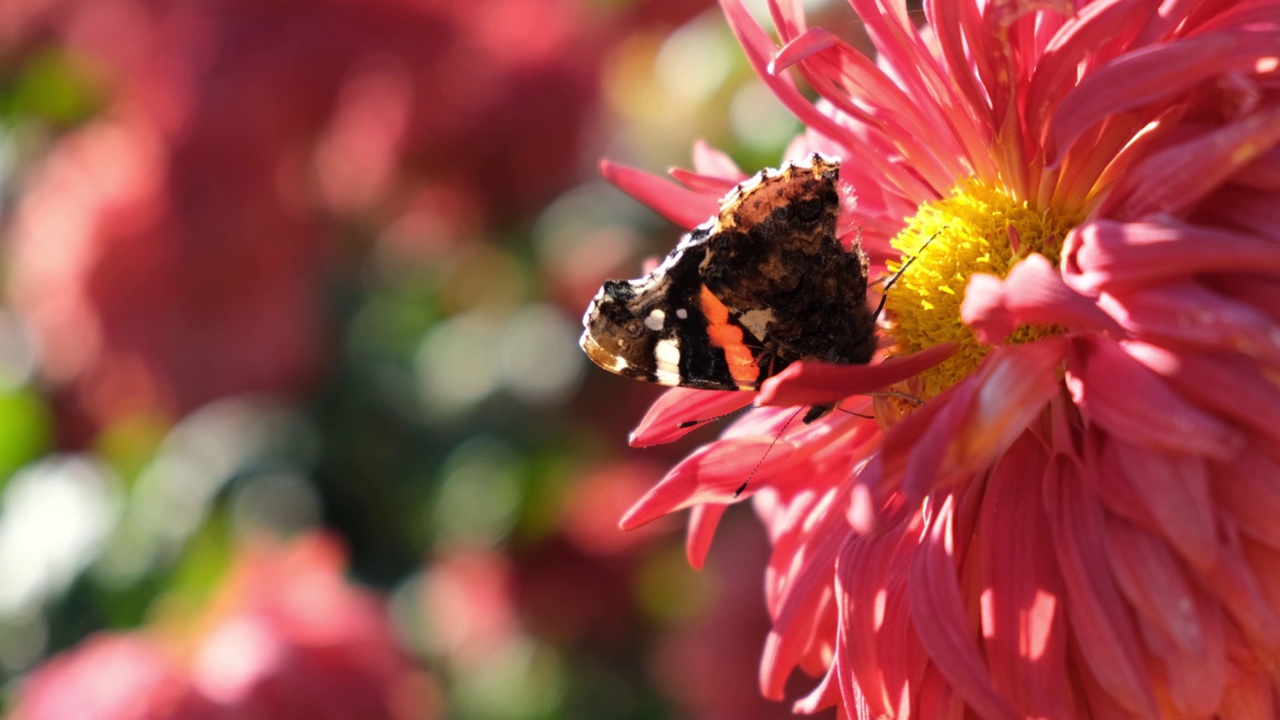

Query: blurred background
(0, 0), (843, 716)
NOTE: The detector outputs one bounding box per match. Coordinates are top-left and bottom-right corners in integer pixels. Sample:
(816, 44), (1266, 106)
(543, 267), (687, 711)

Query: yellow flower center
(882, 178), (1080, 407)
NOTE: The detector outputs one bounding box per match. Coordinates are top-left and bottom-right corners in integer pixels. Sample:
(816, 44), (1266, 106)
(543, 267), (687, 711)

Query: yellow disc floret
(883, 178), (1080, 404)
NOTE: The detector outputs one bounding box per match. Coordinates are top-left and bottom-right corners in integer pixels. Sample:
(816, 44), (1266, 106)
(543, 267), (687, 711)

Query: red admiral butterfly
(580, 154), (878, 392)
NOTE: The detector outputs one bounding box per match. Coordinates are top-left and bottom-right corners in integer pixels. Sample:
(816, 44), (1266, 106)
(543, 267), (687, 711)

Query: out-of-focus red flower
(4, 0), (612, 437)
(601, 0), (1280, 717)
(185, 533), (434, 719)
(562, 459), (671, 557)
(13, 533), (436, 719)
(419, 547), (522, 668)
(11, 633), (214, 720)
(652, 514), (830, 720)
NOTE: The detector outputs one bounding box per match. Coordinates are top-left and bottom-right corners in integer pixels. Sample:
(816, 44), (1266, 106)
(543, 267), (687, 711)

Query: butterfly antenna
(734, 407), (804, 498)
(678, 405), (753, 429)
(873, 228), (943, 320)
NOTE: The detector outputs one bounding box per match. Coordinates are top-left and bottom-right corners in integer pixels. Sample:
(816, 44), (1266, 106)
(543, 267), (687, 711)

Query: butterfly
(580, 154), (879, 394)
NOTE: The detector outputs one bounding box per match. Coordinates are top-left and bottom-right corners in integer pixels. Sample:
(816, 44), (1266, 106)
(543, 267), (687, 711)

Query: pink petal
(834, 519), (925, 718)
(848, 0), (988, 170)
(1102, 439), (1218, 573)
(1232, 147), (1280, 192)
(760, 506), (845, 698)
(689, 140), (746, 181)
(1104, 518), (1213, 659)
(790, 656), (840, 715)
(1100, 283), (1280, 363)
(1197, 536), (1280, 673)
(901, 338), (1066, 500)
(667, 167), (738, 196)
(1023, 0), (1153, 140)
(618, 437), (797, 529)
(685, 503), (728, 570)
(1199, 184), (1280, 244)
(756, 342), (958, 407)
(599, 158), (718, 230)
(1104, 104), (1280, 219)
(1064, 335), (1244, 459)
(771, 27), (964, 193)
(718, 0), (850, 147)
(1108, 530), (1227, 719)
(978, 435), (1077, 719)
(1125, 342), (1280, 450)
(1212, 447), (1280, 553)
(1043, 460), (1160, 717)
(1062, 219), (1280, 295)
(1217, 668), (1277, 720)
(908, 496), (1020, 720)
(1044, 31), (1276, 165)
(961, 253), (1123, 343)
(628, 388), (753, 448)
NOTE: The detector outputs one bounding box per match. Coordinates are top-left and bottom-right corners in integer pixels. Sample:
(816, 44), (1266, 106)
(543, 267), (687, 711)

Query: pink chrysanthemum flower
(602, 1), (1280, 717)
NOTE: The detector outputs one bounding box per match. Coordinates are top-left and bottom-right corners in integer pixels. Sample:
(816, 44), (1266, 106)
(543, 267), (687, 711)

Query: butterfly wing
(580, 225), (770, 391)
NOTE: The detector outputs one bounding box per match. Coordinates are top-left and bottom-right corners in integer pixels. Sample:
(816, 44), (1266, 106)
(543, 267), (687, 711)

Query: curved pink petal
(978, 434), (1077, 719)
(1023, 0), (1153, 139)
(718, 0), (850, 147)
(1044, 459), (1160, 717)
(1217, 668), (1277, 720)
(1124, 342), (1280, 450)
(1103, 439), (1218, 573)
(790, 656), (840, 715)
(1138, 608), (1227, 719)
(619, 438), (797, 529)
(901, 338), (1066, 500)
(1212, 447), (1280, 553)
(908, 495), (1020, 720)
(685, 503), (728, 570)
(667, 167), (738, 196)
(848, 0), (989, 170)
(689, 139), (746, 181)
(628, 388), (753, 448)
(1044, 31), (1276, 164)
(1197, 535), (1280, 673)
(756, 341), (958, 407)
(1103, 104), (1280, 219)
(1099, 283), (1280, 363)
(1199, 185), (1280, 244)
(599, 158), (718, 230)
(1104, 519), (1214, 660)
(1065, 335), (1244, 459)
(760, 505), (845, 698)
(961, 253), (1123, 343)
(772, 27), (965, 193)
(1233, 147), (1280, 192)
(1063, 219), (1280, 294)
(834, 519), (925, 718)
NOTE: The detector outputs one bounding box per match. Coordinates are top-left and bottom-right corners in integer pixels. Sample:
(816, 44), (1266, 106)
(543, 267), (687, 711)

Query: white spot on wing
(644, 309), (666, 331)
(676, 308), (688, 320)
(737, 308), (775, 340)
(655, 339), (681, 384)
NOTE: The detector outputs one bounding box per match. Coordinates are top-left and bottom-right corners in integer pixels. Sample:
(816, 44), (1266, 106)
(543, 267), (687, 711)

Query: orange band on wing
(699, 286), (759, 387)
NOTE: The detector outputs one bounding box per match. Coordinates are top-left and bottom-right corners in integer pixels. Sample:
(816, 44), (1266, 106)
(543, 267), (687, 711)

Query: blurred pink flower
(186, 533), (434, 719)
(11, 633), (214, 720)
(420, 548), (522, 668)
(4, 0), (609, 436)
(606, 1), (1280, 717)
(653, 515), (830, 720)
(13, 534), (435, 720)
